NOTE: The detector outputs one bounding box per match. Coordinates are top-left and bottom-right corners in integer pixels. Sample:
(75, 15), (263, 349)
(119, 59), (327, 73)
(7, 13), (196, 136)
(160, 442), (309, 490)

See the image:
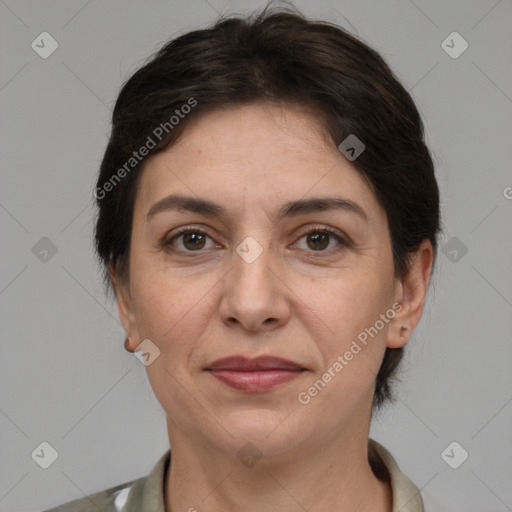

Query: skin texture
(112, 103), (433, 512)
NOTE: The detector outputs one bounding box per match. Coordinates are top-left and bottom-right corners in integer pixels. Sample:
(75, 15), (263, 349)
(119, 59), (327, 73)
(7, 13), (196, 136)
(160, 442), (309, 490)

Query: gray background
(1, 0), (511, 511)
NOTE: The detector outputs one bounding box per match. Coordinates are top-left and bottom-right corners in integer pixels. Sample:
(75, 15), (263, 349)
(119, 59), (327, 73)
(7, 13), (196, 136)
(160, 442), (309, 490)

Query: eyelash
(162, 225), (350, 256)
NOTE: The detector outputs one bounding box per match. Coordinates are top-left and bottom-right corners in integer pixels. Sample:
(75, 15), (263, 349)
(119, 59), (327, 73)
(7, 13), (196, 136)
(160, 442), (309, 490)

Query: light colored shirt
(43, 439), (428, 512)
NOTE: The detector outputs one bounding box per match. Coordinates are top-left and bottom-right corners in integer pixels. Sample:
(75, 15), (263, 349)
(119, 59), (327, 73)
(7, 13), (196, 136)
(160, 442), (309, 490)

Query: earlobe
(387, 240), (434, 349)
(124, 337), (134, 353)
(386, 315), (411, 349)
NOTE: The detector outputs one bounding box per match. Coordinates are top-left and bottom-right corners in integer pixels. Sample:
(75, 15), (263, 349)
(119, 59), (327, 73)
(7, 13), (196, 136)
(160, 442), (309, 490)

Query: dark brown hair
(94, 4), (440, 409)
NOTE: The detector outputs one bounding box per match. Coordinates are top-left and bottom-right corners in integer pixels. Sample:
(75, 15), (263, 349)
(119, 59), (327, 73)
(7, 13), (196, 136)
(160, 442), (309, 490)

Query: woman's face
(115, 103), (425, 460)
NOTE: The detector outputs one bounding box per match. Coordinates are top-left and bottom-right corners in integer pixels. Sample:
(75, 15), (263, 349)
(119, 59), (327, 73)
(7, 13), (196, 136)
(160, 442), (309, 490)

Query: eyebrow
(146, 194), (368, 222)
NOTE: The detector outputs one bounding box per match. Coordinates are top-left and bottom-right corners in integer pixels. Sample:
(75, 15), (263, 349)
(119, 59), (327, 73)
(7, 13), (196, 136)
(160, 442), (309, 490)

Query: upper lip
(206, 356), (305, 371)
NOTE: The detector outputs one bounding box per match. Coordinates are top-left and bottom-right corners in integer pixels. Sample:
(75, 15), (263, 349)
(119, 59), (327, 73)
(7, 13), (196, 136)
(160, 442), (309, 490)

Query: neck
(164, 424), (392, 512)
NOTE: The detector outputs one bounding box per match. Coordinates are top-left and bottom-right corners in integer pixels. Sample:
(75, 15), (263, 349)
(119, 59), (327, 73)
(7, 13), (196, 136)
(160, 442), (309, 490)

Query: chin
(212, 408), (310, 461)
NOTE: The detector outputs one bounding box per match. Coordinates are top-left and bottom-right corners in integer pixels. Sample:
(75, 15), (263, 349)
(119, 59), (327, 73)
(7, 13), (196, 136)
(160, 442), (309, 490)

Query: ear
(387, 239), (434, 349)
(109, 261), (140, 352)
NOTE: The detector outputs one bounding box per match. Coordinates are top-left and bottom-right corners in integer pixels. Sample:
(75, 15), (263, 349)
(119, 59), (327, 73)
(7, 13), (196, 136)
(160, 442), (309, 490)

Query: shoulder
(368, 438), (425, 512)
(41, 479), (139, 512)
(41, 449), (171, 512)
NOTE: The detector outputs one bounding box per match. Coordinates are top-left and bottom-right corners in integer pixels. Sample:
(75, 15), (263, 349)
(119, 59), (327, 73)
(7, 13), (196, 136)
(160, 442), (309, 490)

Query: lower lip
(208, 369), (304, 392)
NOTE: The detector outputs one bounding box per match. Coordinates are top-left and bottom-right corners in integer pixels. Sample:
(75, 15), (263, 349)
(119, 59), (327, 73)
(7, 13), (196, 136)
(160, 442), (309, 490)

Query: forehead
(135, 103), (384, 224)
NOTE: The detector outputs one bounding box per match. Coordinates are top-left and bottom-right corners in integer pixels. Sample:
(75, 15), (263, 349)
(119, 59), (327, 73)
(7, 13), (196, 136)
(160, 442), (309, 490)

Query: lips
(205, 356), (306, 393)
(206, 355), (304, 371)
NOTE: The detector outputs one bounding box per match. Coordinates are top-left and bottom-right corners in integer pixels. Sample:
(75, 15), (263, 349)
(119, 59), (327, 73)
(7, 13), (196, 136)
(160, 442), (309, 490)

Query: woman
(46, 4), (440, 511)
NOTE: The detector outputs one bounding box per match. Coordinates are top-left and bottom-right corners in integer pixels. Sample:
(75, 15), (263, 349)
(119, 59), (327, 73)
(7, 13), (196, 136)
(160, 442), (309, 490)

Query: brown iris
(182, 232), (206, 250)
(307, 232), (329, 250)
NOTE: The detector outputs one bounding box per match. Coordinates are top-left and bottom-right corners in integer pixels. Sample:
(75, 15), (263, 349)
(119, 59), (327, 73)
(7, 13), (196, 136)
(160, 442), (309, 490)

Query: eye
(162, 225), (350, 255)
(294, 227), (348, 253)
(163, 227), (219, 252)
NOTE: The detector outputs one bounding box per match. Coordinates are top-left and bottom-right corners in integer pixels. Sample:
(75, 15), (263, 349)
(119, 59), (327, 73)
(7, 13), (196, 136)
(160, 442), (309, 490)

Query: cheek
(296, 276), (393, 413)
(130, 264), (216, 357)
(129, 270), (209, 404)
(298, 266), (395, 394)
(306, 267), (393, 336)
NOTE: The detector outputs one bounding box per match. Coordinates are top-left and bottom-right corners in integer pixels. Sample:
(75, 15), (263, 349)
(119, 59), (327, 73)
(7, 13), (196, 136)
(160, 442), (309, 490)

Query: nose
(218, 240), (291, 333)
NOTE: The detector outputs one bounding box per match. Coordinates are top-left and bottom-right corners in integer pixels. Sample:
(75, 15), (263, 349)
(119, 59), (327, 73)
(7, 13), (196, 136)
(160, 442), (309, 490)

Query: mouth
(205, 355), (306, 393)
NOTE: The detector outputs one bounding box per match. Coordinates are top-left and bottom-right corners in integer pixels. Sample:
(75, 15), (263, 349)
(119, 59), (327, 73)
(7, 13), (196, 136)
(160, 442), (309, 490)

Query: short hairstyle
(94, 4), (440, 409)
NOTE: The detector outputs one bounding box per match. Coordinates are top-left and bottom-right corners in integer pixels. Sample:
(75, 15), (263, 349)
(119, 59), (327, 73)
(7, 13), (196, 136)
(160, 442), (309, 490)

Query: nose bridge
(232, 233), (275, 295)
